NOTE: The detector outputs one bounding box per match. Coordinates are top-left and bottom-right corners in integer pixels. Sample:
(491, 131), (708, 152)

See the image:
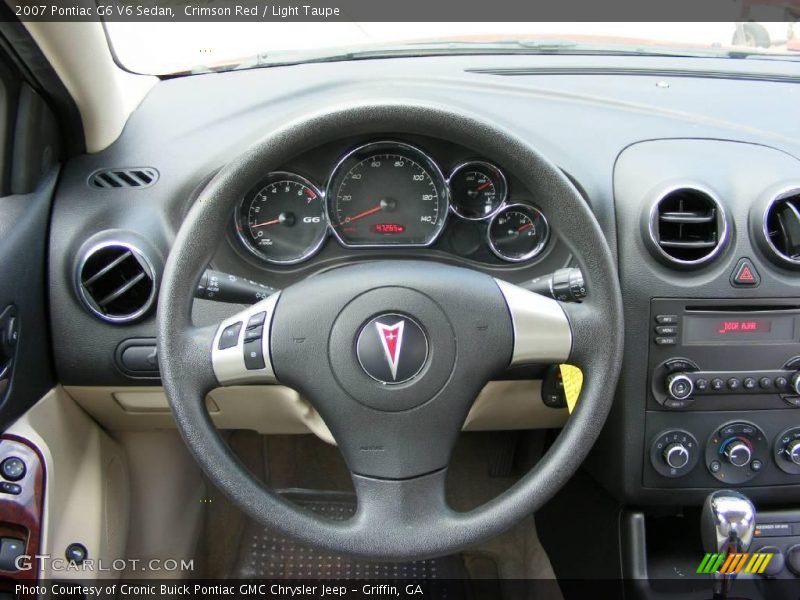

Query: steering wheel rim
(157, 101), (624, 560)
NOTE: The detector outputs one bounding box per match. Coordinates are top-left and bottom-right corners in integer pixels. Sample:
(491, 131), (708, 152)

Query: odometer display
(236, 172), (327, 264)
(327, 142), (449, 247)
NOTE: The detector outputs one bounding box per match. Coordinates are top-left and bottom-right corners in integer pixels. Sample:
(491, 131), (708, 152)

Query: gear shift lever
(701, 490), (757, 600)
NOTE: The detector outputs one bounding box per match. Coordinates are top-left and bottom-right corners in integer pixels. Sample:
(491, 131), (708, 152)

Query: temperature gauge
(488, 204), (549, 262)
(448, 161), (507, 220)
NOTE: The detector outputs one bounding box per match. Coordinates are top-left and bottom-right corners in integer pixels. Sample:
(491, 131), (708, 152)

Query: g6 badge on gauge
(237, 172), (327, 264)
(326, 142), (449, 247)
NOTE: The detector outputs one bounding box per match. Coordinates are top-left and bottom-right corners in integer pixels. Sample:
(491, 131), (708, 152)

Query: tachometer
(326, 142), (449, 247)
(236, 172), (327, 264)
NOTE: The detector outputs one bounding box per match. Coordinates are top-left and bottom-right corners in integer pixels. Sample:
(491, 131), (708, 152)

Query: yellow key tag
(559, 364), (584, 414)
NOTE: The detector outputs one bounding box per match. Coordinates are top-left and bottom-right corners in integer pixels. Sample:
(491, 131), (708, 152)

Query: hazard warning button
(731, 257), (760, 287)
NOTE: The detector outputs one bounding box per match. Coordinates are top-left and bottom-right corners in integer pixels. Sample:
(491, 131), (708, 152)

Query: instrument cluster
(235, 140), (550, 265)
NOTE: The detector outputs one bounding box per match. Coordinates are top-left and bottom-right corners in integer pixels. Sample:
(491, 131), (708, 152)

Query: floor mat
(231, 489), (469, 580)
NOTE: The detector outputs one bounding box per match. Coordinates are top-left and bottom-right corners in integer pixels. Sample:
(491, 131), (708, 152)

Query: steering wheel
(157, 102), (623, 560)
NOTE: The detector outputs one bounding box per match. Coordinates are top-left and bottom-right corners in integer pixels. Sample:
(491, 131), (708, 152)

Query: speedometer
(326, 142), (449, 247)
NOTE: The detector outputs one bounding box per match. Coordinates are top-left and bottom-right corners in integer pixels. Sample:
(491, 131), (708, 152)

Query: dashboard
(44, 52), (800, 508)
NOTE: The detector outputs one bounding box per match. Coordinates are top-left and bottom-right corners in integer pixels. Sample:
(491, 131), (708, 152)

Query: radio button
(666, 373), (693, 400)
(711, 378), (725, 391)
(655, 314), (678, 325)
(759, 377), (773, 389)
(791, 373), (800, 396)
(655, 337), (676, 346)
(655, 325), (677, 336)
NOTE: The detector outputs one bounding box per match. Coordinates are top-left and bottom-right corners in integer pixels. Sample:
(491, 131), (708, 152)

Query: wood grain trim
(0, 435), (45, 583)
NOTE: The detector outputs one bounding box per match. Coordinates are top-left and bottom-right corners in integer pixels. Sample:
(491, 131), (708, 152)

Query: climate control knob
(663, 443), (690, 469)
(665, 373), (694, 400)
(784, 439), (800, 466)
(724, 441), (752, 468)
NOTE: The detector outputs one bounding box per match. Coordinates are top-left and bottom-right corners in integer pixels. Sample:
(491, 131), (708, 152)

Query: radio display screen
(683, 314), (796, 344)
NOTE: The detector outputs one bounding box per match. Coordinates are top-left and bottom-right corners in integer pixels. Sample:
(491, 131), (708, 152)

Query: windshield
(104, 22), (800, 75)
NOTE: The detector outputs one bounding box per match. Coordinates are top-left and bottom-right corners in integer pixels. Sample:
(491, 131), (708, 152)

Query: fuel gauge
(488, 204), (549, 262)
(448, 161), (507, 220)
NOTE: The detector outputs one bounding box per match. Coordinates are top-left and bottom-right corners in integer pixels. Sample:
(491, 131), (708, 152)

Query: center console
(645, 298), (800, 489)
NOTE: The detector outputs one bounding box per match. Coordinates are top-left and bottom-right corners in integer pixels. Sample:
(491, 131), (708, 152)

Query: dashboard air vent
(77, 243), (156, 323)
(649, 187), (728, 267)
(89, 168), (158, 189)
(764, 190), (800, 266)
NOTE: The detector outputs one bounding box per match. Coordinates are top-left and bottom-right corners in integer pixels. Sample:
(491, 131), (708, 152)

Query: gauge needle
(517, 223), (533, 233)
(475, 181), (492, 192)
(345, 205), (382, 223)
(251, 218), (281, 228)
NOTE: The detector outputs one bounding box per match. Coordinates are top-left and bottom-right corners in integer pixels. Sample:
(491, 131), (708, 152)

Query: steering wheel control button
(0, 457), (25, 481)
(243, 339), (265, 370)
(218, 322), (242, 350)
(731, 257), (761, 287)
(650, 430), (699, 478)
(356, 314), (428, 385)
(247, 312), (266, 328)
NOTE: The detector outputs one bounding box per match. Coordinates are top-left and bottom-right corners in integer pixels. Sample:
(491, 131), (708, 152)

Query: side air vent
(77, 242), (156, 323)
(763, 189), (800, 267)
(89, 168), (158, 189)
(648, 186), (728, 267)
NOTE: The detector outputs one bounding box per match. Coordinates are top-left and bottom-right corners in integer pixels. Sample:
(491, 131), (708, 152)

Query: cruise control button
(218, 322), (242, 350)
(243, 339), (265, 370)
(243, 324), (264, 343)
(655, 314), (678, 324)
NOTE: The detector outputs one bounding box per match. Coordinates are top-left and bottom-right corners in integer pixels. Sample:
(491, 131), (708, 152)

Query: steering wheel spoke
(210, 293), (280, 386)
(494, 279), (573, 365)
(350, 469), (453, 540)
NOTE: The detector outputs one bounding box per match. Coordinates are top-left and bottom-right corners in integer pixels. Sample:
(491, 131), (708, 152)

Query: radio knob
(724, 440), (752, 468)
(665, 373), (694, 401)
(791, 372), (800, 396)
(663, 443), (690, 469)
(784, 439), (800, 466)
